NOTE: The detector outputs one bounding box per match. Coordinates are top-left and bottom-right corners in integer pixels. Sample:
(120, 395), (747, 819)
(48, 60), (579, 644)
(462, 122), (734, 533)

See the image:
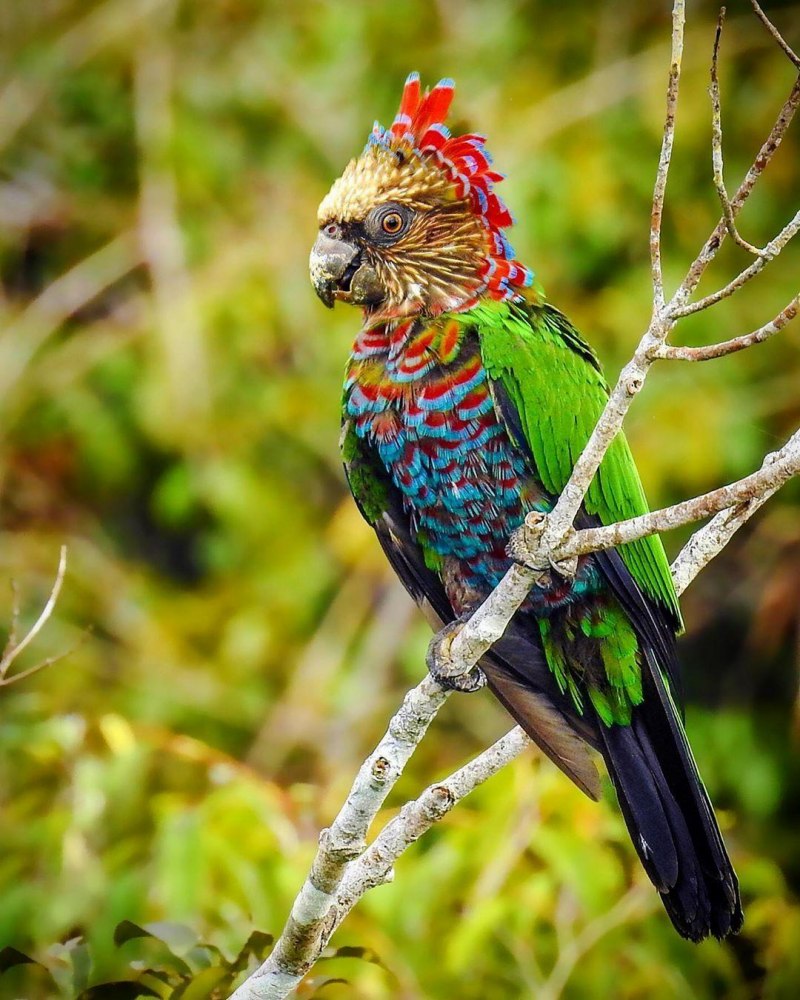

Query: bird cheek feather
(349, 262), (385, 306)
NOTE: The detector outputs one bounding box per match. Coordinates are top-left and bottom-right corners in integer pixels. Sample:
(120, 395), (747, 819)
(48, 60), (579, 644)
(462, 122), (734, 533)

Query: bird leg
(507, 511), (579, 583)
(425, 612), (487, 693)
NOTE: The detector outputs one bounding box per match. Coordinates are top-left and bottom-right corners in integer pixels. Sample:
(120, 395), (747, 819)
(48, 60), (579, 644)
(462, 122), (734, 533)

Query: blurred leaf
(320, 944), (385, 967)
(0, 946), (38, 973)
(113, 921), (193, 977)
(306, 978), (349, 996)
(169, 965), (232, 999)
(78, 983), (161, 1000)
(230, 931), (274, 974)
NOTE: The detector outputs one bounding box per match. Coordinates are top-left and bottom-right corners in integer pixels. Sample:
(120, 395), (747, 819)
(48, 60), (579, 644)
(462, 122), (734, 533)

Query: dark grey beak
(309, 232), (360, 308)
(309, 232), (384, 308)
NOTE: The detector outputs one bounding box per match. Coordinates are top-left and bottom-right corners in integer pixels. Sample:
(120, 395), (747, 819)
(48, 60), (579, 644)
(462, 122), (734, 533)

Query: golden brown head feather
(317, 146), (489, 319)
(310, 75), (532, 319)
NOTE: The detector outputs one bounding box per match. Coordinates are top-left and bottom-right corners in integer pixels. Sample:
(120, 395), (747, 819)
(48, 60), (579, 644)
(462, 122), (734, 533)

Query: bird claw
(425, 614), (487, 693)
(549, 553), (578, 579)
(507, 514), (579, 583)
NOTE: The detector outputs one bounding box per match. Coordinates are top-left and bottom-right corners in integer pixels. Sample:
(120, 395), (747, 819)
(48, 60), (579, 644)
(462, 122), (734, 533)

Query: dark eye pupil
(383, 213), (402, 233)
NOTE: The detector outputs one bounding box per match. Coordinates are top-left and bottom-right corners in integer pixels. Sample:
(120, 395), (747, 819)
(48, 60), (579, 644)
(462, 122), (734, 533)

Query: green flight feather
(467, 298), (682, 627)
(538, 618), (584, 711)
(341, 419), (390, 524)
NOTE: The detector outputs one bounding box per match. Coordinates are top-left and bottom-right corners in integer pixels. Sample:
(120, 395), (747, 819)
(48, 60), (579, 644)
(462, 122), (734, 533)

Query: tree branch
(229, 701), (532, 999)
(536, 427), (800, 565)
(332, 728), (531, 935)
(230, 4), (800, 996)
(245, 675), (450, 987)
(670, 209), (800, 319)
(675, 74), (800, 308)
(656, 293), (798, 361)
(750, 0), (800, 71)
(710, 9), (765, 257)
(650, 0), (686, 308)
(670, 477), (783, 597)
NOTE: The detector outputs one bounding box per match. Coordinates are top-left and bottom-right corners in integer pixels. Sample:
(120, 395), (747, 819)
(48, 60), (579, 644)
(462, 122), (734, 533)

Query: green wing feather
(340, 417), (390, 524)
(468, 298), (682, 627)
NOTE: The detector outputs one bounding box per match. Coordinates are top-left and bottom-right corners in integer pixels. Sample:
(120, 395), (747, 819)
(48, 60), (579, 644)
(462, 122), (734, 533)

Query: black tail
(598, 652), (743, 941)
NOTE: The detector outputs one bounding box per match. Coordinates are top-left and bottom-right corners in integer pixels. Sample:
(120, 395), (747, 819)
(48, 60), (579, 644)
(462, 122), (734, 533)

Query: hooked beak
(309, 232), (384, 308)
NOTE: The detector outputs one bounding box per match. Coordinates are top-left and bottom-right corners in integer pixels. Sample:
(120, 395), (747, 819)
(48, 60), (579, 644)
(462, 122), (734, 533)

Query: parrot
(309, 73), (743, 941)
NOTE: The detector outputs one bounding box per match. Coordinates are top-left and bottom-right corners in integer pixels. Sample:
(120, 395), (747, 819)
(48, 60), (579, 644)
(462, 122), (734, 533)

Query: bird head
(310, 73), (533, 321)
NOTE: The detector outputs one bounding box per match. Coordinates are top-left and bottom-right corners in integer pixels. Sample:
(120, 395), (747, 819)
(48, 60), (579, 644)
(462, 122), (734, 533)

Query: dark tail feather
(598, 655), (743, 942)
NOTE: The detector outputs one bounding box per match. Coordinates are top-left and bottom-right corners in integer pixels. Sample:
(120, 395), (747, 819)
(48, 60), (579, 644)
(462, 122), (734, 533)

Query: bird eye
(366, 202), (413, 244)
(381, 212), (403, 235)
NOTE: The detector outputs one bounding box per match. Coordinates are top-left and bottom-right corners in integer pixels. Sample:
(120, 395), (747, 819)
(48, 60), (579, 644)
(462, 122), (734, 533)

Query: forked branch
(656, 292), (798, 360)
(231, 4), (799, 997)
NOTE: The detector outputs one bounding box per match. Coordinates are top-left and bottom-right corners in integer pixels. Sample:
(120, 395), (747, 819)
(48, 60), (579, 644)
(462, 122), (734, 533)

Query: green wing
(469, 298), (681, 628)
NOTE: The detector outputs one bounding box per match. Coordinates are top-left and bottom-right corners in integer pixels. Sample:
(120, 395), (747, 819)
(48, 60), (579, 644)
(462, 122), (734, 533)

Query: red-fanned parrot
(309, 73), (742, 941)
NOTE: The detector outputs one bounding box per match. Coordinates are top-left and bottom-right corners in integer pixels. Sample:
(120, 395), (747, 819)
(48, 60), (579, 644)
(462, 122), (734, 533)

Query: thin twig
(526, 0), (688, 567)
(0, 545), (68, 681)
(675, 76), (800, 309)
(670, 484), (779, 596)
(657, 292), (799, 360)
(671, 210), (800, 319)
(650, 0), (686, 308)
(750, 0), (800, 70)
(711, 9), (764, 256)
(0, 631), (90, 688)
(334, 728), (531, 925)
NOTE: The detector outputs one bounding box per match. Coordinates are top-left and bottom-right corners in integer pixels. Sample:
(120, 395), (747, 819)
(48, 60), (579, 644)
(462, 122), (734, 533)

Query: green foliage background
(1, 0), (799, 996)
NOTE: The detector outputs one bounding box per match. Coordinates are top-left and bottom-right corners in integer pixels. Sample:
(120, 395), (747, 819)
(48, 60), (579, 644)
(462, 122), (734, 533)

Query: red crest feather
(368, 73), (533, 303)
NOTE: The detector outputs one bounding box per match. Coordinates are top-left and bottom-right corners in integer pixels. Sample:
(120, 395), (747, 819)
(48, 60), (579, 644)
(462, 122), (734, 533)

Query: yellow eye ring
(381, 212), (404, 235)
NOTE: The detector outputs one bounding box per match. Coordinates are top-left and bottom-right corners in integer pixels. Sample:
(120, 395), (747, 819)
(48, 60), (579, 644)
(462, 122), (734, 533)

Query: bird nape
(309, 72), (743, 942)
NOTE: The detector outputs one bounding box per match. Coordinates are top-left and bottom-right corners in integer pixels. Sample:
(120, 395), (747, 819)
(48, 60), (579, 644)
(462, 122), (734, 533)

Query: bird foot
(425, 613), (487, 693)
(507, 513), (578, 583)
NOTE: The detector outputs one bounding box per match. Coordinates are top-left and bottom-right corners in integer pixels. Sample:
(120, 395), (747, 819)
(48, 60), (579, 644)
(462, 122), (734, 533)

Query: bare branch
(671, 484), (780, 596)
(671, 210), (800, 319)
(242, 675), (449, 987)
(231, 6), (800, 998)
(0, 546), (68, 683)
(0, 633), (89, 688)
(433, 562), (541, 680)
(657, 292), (799, 360)
(539, 428), (800, 563)
(334, 728), (531, 928)
(231, 727), (531, 1000)
(676, 75), (800, 308)
(711, 9), (764, 256)
(750, 0), (800, 71)
(650, 0), (686, 308)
